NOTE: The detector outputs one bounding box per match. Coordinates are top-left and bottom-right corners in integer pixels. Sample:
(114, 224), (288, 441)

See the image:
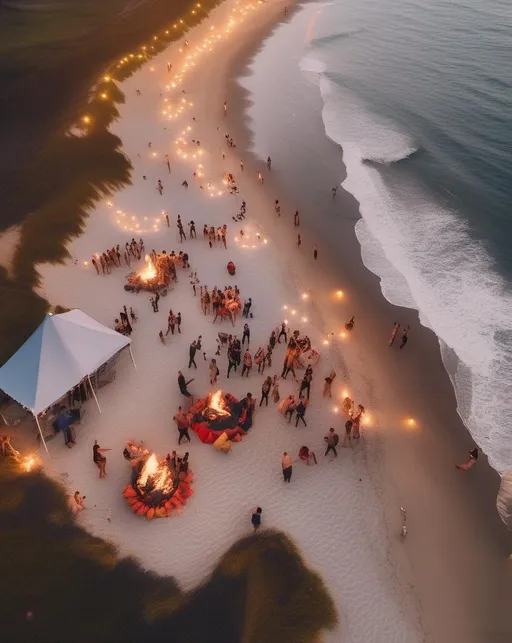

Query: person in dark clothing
(154, 292), (160, 312)
(260, 376), (272, 407)
(295, 399), (307, 426)
(324, 428), (339, 457)
(243, 298), (252, 318)
(251, 507), (262, 531)
(399, 325), (410, 349)
(277, 323), (287, 344)
(227, 350), (237, 378)
(188, 341), (198, 368)
(178, 371), (194, 397)
(242, 323), (250, 346)
(299, 373), (311, 400)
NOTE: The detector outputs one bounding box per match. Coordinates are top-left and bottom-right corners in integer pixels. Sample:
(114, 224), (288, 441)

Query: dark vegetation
(0, 0), (221, 365)
(0, 462), (337, 643)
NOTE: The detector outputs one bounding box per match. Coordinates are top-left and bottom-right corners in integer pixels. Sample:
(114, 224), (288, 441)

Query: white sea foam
(301, 62), (512, 478)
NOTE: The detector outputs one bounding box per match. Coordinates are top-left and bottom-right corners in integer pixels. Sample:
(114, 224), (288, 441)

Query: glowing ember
(208, 390), (230, 417)
(140, 255), (157, 281)
(137, 453), (174, 494)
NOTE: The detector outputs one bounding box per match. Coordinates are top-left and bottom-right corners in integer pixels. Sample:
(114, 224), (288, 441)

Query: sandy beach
(29, 1), (512, 642)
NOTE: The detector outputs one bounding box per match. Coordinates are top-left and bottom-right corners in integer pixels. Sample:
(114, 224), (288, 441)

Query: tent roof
(0, 310), (131, 414)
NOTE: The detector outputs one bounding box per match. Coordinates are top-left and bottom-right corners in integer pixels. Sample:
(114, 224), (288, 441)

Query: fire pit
(125, 254), (174, 292)
(123, 453), (194, 519)
(190, 390), (254, 447)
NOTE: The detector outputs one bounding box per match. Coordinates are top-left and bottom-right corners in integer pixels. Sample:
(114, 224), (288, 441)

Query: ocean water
(299, 0), (512, 477)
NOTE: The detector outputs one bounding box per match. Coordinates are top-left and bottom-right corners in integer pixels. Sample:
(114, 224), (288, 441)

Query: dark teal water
(311, 0), (512, 274)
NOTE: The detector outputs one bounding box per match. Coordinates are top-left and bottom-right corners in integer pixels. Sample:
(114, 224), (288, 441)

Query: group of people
(199, 285), (244, 326)
(91, 238), (145, 275)
(114, 305), (138, 336)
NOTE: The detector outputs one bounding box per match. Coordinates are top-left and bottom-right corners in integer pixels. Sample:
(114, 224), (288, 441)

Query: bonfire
(139, 255), (157, 282)
(189, 390), (254, 449)
(123, 452), (194, 519)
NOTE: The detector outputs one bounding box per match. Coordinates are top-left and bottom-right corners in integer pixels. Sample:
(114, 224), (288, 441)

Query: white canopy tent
(0, 310), (135, 454)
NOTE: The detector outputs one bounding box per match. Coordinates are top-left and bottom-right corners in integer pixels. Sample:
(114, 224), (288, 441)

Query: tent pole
(87, 375), (102, 414)
(33, 412), (50, 457)
(128, 345), (137, 370)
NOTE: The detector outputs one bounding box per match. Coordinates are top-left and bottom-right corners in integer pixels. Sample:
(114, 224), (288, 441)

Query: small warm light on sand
(339, 330), (347, 338)
(342, 389), (350, 398)
(283, 305), (288, 310)
(107, 202), (113, 207)
(100, 92), (108, 99)
(284, 319), (289, 324)
(336, 290), (344, 298)
(82, 115), (91, 124)
(83, 261), (89, 266)
(302, 293), (309, 300)
(302, 317), (308, 323)
(323, 339), (329, 345)
(333, 406), (339, 413)
(363, 414), (371, 426)
(103, 75), (111, 82)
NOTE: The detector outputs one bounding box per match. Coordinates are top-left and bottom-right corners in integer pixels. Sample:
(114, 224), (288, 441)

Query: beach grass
(0, 462), (337, 643)
(0, 0), (222, 366)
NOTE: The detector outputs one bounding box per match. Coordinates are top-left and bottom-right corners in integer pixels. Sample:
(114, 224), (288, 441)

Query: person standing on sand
(188, 341), (198, 368)
(281, 452), (293, 482)
(352, 405), (365, 439)
(176, 312), (182, 334)
(223, 101), (228, 116)
(209, 359), (219, 385)
(241, 350), (252, 377)
(456, 447), (480, 471)
(91, 257), (99, 274)
(174, 406), (191, 444)
(258, 171), (264, 183)
(294, 210), (300, 227)
(251, 507), (262, 531)
(295, 398), (308, 426)
(267, 156), (272, 170)
(297, 233), (301, 248)
(165, 212), (170, 227)
(178, 371), (194, 399)
(313, 243), (318, 260)
(323, 370), (336, 397)
(324, 428), (339, 457)
(278, 322), (287, 344)
(389, 322), (400, 346)
(242, 323), (250, 346)
(260, 376), (272, 407)
(240, 160), (244, 172)
(399, 325), (410, 349)
(92, 441), (111, 479)
(271, 375), (280, 403)
(332, 186), (337, 198)
(165, 154), (171, 173)
(342, 419), (353, 448)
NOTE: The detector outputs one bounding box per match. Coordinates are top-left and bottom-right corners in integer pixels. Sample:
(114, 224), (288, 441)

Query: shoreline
(223, 3), (512, 641)
(23, 1), (512, 642)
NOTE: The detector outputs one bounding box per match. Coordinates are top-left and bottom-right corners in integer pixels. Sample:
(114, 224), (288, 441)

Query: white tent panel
(0, 310), (131, 415)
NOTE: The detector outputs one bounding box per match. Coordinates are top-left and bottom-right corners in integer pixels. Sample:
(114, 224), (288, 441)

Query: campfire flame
(137, 453), (174, 493)
(209, 390), (230, 417)
(140, 255), (157, 282)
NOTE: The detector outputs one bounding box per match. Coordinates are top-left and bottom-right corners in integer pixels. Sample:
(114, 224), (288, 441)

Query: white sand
(36, 2), (425, 641)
